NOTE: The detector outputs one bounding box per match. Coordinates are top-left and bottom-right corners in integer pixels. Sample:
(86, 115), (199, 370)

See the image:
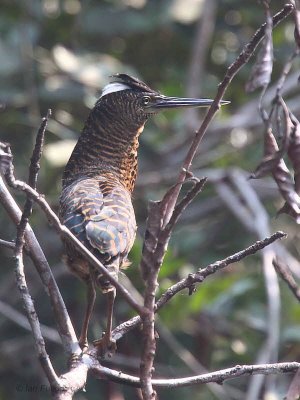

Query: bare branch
(54, 361), (91, 400)
(15, 110), (50, 253)
(113, 231), (286, 342)
(0, 144), (145, 317)
(214, 169), (281, 399)
(275, 48), (300, 97)
(0, 175), (79, 355)
(91, 362), (300, 388)
(11, 112), (60, 389)
(29, 109), (51, 188)
(157, 231), (286, 305)
(0, 5), (294, 399)
(155, 320), (234, 400)
(139, 179), (207, 399)
(136, 9), (293, 395)
(161, 3), (293, 227)
(273, 258), (300, 302)
(0, 238), (15, 250)
(165, 177), (207, 235)
(14, 226), (60, 388)
(50, 352), (300, 397)
(140, 201), (161, 399)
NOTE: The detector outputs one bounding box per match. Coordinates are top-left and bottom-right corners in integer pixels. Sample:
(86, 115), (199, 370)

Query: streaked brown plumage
(59, 73), (221, 356)
(60, 175), (136, 290)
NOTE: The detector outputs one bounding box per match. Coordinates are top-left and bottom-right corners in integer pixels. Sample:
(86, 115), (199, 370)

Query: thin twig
(120, 265), (235, 399)
(275, 47), (300, 98)
(49, 350), (299, 396)
(159, 231), (286, 304)
(0, 144), (145, 317)
(213, 169), (281, 400)
(29, 110), (51, 187)
(0, 5), (293, 399)
(15, 109), (50, 254)
(91, 362), (300, 388)
(136, 13), (293, 393)
(12, 112), (60, 389)
(50, 346), (300, 393)
(161, 4), (293, 228)
(155, 321), (235, 400)
(0, 239), (15, 250)
(8, 116), (59, 388)
(0, 176), (80, 355)
(113, 231), (286, 342)
(164, 177), (207, 235)
(273, 258), (300, 302)
(139, 177), (207, 399)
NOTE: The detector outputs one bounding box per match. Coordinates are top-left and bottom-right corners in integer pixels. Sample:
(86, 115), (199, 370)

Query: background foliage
(0, 0), (299, 399)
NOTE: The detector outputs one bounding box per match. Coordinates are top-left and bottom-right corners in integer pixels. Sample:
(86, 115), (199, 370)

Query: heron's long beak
(148, 95), (230, 111)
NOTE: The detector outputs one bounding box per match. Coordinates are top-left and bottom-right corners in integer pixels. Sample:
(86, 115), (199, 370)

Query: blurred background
(0, 0), (300, 399)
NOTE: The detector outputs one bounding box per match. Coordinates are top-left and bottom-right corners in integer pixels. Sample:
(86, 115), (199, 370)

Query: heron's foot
(93, 333), (117, 359)
(67, 336), (88, 368)
(68, 351), (82, 368)
(78, 336), (89, 353)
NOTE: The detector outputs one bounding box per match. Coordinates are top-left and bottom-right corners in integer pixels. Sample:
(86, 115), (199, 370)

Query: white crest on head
(101, 82), (131, 98)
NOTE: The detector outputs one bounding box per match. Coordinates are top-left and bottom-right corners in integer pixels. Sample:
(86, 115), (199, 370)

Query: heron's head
(97, 73), (229, 128)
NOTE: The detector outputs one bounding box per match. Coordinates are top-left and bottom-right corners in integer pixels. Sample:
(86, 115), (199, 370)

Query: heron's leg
(93, 288), (117, 358)
(78, 278), (96, 351)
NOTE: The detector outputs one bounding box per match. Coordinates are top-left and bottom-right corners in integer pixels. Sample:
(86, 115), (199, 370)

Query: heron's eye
(142, 96), (151, 106)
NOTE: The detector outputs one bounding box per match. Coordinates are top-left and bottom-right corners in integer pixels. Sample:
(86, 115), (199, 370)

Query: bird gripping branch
(59, 73), (228, 357)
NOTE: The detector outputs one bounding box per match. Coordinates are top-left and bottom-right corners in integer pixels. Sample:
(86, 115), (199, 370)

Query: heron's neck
(62, 110), (145, 192)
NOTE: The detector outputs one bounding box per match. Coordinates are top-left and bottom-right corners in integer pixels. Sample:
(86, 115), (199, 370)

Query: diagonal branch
(0, 143), (145, 317)
(113, 231), (286, 342)
(273, 257), (300, 302)
(161, 4), (293, 228)
(137, 7), (293, 398)
(13, 251), (60, 388)
(139, 177), (207, 399)
(164, 177), (207, 235)
(0, 175), (79, 355)
(156, 231), (286, 307)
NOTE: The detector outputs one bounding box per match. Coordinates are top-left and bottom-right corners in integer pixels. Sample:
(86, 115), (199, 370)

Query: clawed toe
(93, 334), (117, 358)
(78, 337), (89, 353)
(68, 352), (82, 368)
